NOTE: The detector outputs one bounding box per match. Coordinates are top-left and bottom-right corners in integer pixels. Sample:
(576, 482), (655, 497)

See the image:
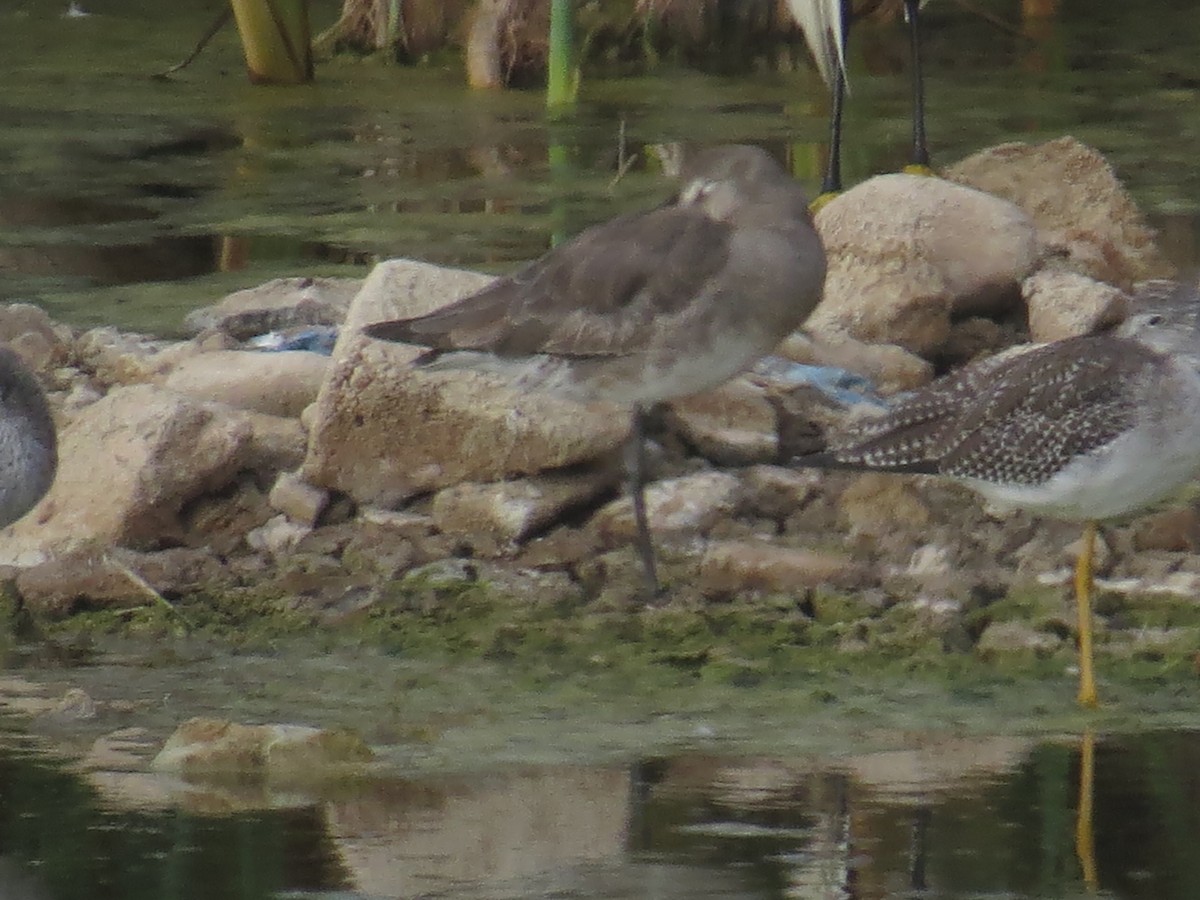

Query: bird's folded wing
(364, 206), (731, 359)
(939, 337), (1152, 483)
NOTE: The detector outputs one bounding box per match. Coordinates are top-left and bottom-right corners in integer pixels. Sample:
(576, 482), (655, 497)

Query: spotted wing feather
(938, 337), (1155, 484)
(825, 353), (1012, 471)
(826, 336), (1160, 486)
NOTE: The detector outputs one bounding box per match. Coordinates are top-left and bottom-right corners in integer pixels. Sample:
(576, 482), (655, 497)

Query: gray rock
(246, 514), (311, 556)
(976, 621), (1060, 655)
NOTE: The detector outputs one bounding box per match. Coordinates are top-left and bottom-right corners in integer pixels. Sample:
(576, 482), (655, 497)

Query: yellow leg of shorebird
(1074, 728), (1099, 893)
(1075, 522), (1099, 708)
(809, 192), (839, 214)
(901, 163), (937, 177)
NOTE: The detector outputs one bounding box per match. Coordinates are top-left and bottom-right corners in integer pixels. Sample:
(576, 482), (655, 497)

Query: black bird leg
(904, 0), (932, 171)
(626, 404), (660, 596)
(821, 0), (854, 196)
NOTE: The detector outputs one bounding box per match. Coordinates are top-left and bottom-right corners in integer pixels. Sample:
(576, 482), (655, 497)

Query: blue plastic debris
(751, 355), (887, 409)
(248, 326), (339, 355)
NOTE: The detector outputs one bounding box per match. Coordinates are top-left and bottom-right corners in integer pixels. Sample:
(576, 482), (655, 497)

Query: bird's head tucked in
(676, 144), (812, 223)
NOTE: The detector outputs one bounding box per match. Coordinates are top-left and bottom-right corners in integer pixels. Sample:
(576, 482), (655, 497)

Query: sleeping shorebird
(792, 284), (1200, 706)
(364, 144), (827, 596)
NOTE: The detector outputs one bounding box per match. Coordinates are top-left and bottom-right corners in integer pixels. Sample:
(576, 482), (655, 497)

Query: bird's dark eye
(1146, 314), (1165, 326)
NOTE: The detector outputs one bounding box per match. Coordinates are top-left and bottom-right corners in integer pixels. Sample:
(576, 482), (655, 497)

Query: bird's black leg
(821, 0), (854, 197)
(903, 0), (932, 172)
(626, 404), (660, 596)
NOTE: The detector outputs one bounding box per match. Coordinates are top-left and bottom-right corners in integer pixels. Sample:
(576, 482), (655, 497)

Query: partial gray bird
(0, 344), (56, 527)
(790, 287), (1200, 707)
(364, 144), (827, 595)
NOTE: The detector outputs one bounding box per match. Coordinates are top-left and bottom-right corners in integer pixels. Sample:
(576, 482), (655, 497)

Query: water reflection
(0, 0), (1199, 332)
(1, 728), (1198, 899)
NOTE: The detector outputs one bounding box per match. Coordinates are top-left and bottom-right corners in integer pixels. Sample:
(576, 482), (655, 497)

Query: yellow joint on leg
(809, 191), (839, 214)
(1075, 522), (1099, 708)
(901, 163), (937, 178)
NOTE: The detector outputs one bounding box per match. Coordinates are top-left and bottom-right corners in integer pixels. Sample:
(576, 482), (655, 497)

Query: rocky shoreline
(0, 136), (1196, 709)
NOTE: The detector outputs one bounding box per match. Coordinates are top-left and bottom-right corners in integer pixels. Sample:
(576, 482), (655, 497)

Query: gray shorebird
(364, 144), (827, 595)
(791, 291), (1200, 707)
(786, 0), (933, 199)
(0, 344), (56, 526)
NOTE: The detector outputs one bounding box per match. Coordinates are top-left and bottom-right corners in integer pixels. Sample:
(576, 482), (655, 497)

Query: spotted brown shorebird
(792, 281), (1200, 707)
(364, 144), (827, 595)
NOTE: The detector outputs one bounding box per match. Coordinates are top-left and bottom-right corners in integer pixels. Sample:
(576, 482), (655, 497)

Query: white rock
(593, 471), (741, 542)
(268, 471), (329, 526)
(432, 469), (615, 544)
(165, 350), (328, 417)
(1023, 269), (1127, 342)
(301, 259), (629, 506)
(809, 173), (1040, 355)
(0, 384), (253, 563)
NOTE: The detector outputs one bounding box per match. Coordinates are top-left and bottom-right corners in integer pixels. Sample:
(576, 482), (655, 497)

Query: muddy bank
(0, 137), (1196, 745)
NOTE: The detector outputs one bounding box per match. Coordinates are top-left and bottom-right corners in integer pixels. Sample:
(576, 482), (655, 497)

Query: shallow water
(2, 725), (1198, 900)
(1, 0), (1199, 335)
(3, 3), (1200, 897)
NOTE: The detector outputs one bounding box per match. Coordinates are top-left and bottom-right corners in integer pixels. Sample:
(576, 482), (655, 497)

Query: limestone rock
(0, 303), (72, 371)
(237, 411), (308, 475)
(838, 474), (931, 537)
(182, 276), (361, 338)
(666, 377), (777, 466)
(699, 540), (871, 593)
(809, 174), (1039, 355)
(165, 350), (328, 417)
(74, 327), (173, 385)
(181, 478), (273, 554)
(777, 332), (933, 394)
(946, 136), (1172, 286)
(1132, 507), (1200, 553)
(247, 514), (312, 556)
(0, 384), (252, 562)
(976, 621), (1060, 655)
(593, 471), (741, 543)
(1023, 269), (1128, 342)
(302, 259), (628, 506)
(740, 465), (821, 521)
(16, 546), (231, 619)
(152, 717), (374, 780)
(432, 468), (616, 544)
(269, 470), (330, 526)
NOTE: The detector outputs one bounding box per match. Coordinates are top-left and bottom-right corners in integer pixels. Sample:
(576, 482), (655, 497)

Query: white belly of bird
(963, 408), (1200, 522)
